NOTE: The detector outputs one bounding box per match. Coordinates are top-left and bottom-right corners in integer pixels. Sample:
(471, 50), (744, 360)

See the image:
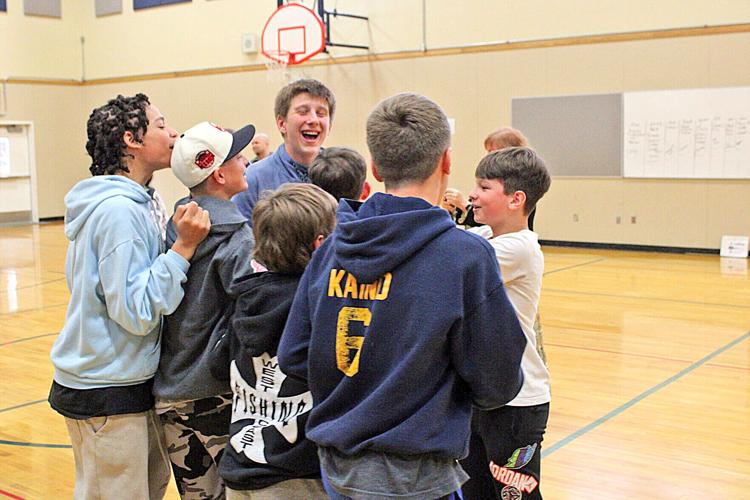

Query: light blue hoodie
(51, 175), (190, 390)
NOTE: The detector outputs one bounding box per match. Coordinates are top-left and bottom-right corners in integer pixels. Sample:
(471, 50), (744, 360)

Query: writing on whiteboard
(623, 87), (750, 179)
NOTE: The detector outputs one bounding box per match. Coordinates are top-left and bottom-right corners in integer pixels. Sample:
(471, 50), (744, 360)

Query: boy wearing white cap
(154, 121), (257, 499)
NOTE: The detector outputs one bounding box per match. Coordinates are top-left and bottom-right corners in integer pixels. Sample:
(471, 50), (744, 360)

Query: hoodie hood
(64, 176), (151, 241)
(332, 192), (456, 283)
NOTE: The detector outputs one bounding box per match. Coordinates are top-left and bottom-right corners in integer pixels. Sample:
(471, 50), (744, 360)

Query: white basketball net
(264, 55), (292, 85)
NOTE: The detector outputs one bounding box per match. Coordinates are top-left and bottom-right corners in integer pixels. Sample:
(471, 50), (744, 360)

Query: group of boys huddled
(49, 78), (551, 500)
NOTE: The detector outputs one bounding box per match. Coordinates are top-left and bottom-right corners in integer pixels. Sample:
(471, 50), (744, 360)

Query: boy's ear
(371, 162), (382, 182)
(510, 190), (527, 210)
(440, 148), (452, 175)
(123, 130), (141, 149)
(313, 234), (326, 250)
(211, 167), (226, 185)
(360, 180), (371, 200)
(276, 114), (287, 136)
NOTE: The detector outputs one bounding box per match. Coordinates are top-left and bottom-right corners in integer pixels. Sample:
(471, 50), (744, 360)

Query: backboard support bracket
(276, 0), (369, 51)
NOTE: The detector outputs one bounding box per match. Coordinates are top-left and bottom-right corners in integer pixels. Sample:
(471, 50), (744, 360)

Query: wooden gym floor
(1, 222), (748, 499)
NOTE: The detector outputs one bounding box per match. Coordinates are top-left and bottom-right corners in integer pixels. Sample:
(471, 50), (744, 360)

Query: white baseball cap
(171, 121), (256, 188)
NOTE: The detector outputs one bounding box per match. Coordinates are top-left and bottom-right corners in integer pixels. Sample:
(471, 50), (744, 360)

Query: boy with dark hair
(461, 147), (551, 500)
(49, 94), (210, 499)
(154, 121), (257, 499)
(443, 126), (531, 228)
(233, 78), (336, 221)
(278, 93), (527, 499)
(219, 183), (337, 499)
(309, 146), (370, 201)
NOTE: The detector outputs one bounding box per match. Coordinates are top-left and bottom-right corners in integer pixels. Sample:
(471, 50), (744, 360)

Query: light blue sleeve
(97, 208), (189, 336)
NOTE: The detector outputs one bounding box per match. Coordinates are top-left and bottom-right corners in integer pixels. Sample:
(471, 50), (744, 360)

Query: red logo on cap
(195, 150), (215, 169)
(209, 122), (225, 132)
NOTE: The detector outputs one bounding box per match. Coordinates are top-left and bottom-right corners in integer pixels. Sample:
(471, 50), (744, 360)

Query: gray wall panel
(512, 94), (622, 177)
(24, 0), (61, 18)
(96, 0), (122, 17)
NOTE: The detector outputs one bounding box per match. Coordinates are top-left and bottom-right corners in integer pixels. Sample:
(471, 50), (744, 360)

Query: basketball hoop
(261, 3), (326, 67)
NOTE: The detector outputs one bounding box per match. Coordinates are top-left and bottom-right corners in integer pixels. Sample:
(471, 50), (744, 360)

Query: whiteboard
(623, 87), (750, 178)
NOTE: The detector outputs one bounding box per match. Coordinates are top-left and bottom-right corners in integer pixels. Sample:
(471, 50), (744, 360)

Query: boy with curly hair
(49, 94), (210, 499)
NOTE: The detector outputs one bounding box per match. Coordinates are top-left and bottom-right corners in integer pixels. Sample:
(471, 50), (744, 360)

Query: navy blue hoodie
(278, 193), (526, 460)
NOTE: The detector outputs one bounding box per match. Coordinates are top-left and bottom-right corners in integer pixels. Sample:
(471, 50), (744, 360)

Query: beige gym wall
(0, 1), (82, 80)
(6, 1), (750, 80)
(2, 1), (749, 248)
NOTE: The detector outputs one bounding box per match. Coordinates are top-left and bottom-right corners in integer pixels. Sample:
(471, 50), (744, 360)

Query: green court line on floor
(542, 329), (750, 458)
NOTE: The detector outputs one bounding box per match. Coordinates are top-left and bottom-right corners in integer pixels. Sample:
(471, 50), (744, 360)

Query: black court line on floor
(546, 341), (750, 373)
(541, 239), (718, 255)
(0, 302), (68, 316)
(0, 400), (71, 449)
(0, 439), (71, 449)
(0, 399), (47, 414)
(542, 258), (606, 276)
(543, 287), (750, 310)
(0, 277), (66, 295)
(0, 332), (58, 347)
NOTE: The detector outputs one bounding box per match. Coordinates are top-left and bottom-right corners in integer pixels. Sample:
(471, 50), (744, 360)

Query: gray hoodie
(154, 195), (255, 402)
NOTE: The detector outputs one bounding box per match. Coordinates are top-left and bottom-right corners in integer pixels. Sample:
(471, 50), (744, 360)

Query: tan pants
(65, 410), (171, 500)
(226, 479), (327, 500)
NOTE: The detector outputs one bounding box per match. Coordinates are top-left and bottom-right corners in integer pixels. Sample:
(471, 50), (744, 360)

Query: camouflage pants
(159, 394), (233, 500)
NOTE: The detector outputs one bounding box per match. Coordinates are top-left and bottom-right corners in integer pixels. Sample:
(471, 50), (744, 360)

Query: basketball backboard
(261, 3), (325, 65)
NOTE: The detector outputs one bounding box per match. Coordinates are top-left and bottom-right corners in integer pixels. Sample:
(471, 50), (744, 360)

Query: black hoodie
(219, 271), (321, 490)
(278, 193), (526, 461)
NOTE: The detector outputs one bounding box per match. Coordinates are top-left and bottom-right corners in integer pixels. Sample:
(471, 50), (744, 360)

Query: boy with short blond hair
(462, 146), (551, 500)
(154, 121), (257, 499)
(278, 93), (527, 499)
(220, 183), (337, 499)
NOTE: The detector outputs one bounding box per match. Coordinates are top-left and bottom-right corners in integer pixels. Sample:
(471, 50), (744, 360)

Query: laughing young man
(233, 79), (335, 223)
